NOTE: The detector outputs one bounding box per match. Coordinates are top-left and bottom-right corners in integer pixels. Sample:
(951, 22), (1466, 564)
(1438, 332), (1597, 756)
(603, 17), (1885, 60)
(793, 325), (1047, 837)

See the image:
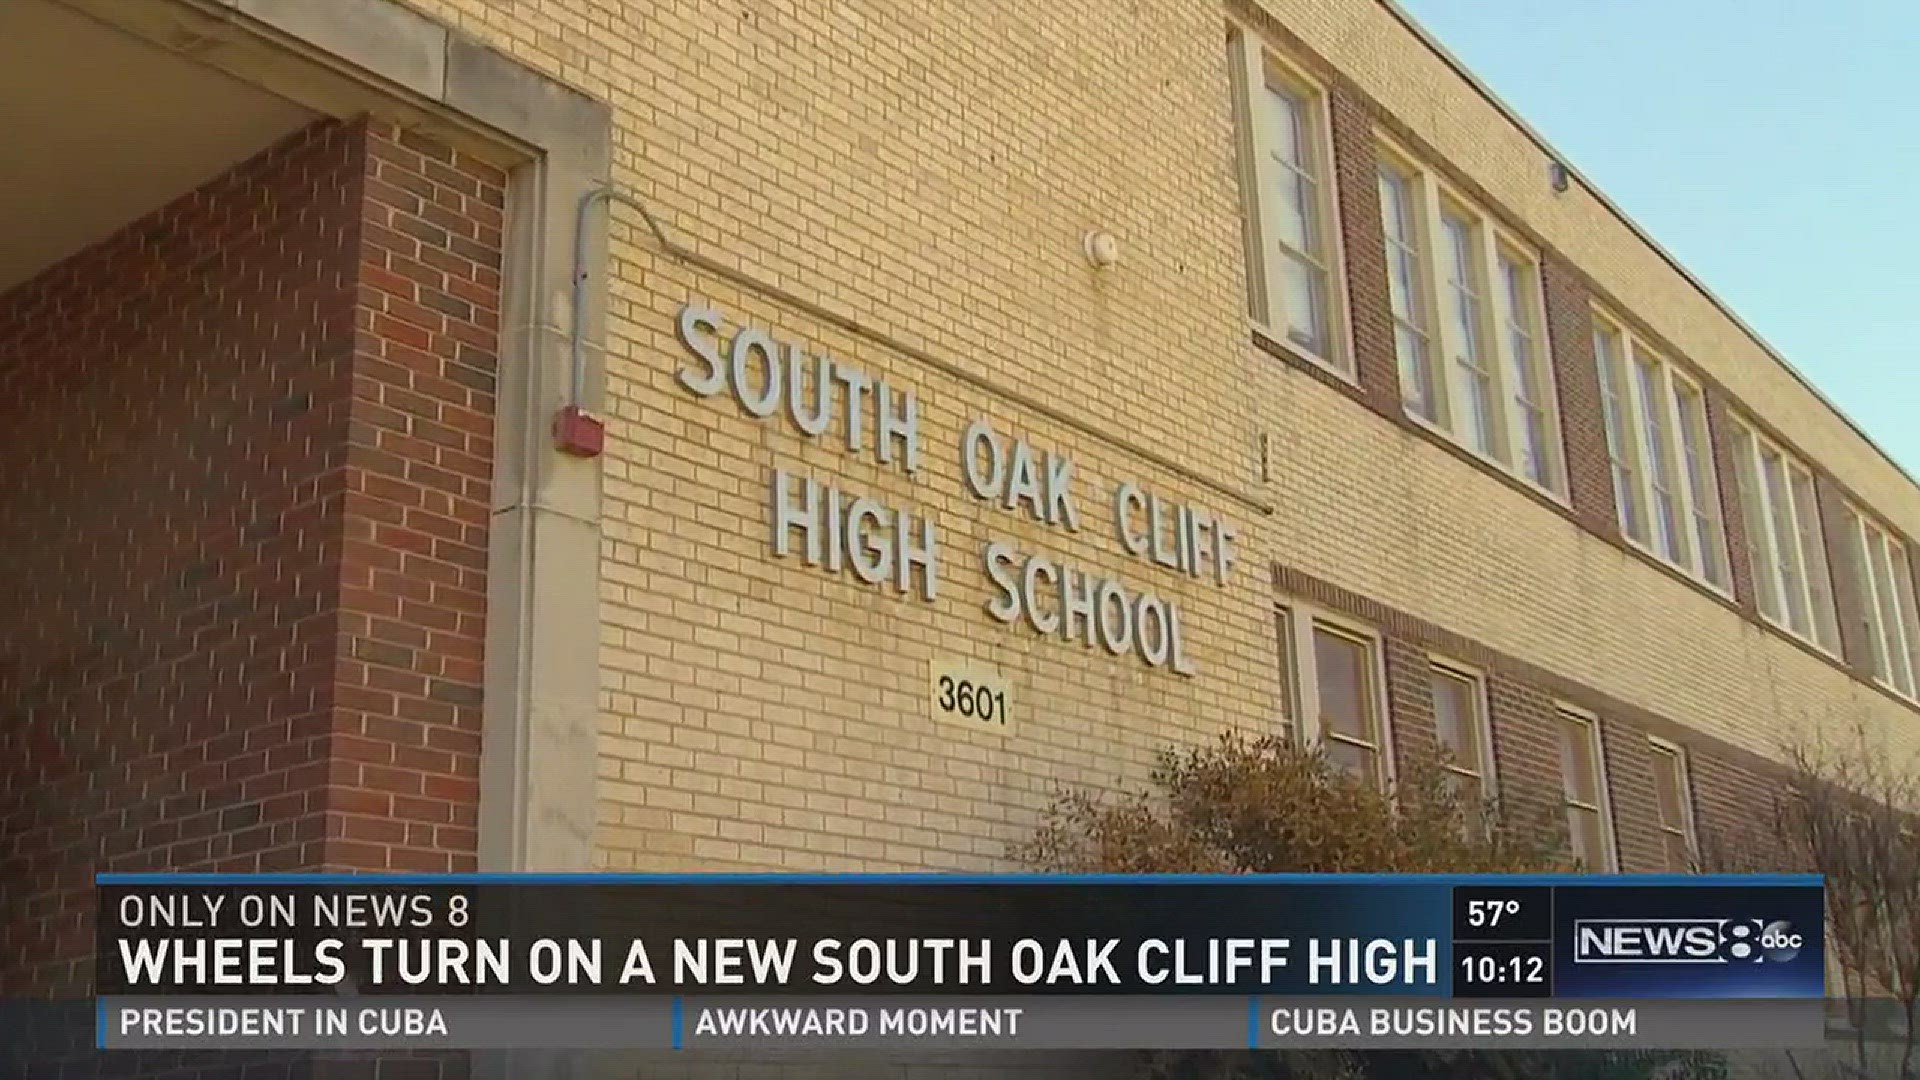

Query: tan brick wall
(1248, 0), (1920, 538)
(393, 0), (1289, 872)
(594, 291), (1278, 870)
(1261, 365), (1920, 762)
(386, 0), (1920, 873)
(1272, 562), (1812, 874)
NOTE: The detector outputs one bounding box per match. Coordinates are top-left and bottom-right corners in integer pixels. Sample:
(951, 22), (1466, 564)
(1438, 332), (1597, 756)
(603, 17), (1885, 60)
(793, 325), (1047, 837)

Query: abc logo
(1721, 920), (1803, 962)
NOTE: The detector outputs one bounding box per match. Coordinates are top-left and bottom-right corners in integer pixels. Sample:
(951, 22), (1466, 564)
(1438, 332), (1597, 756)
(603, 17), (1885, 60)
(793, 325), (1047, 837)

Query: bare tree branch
(1700, 720), (1920, 1080)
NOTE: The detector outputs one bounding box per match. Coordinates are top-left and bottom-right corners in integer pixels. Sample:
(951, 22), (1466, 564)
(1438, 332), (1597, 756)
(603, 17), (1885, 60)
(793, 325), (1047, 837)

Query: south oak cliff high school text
(672, 303), (1240, 675)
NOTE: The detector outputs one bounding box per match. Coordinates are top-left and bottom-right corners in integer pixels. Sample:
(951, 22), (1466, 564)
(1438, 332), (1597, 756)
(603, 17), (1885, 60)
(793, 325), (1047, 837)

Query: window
(1437, 206), (1497, 455)
(1646, 739), (1697, 872)
(1230, 30), (1345, 371)
(1591, 312), (1730, 590)
(1730, 421), (1840, 653)
(1378, 162), (1435, 419)
(1276, 606), (1390, 788)
(1374, 143), (1563, 493)
(1844, 507), (1920, 699)
(1498, 248), (1554, 489)
(1556, 708), (1616, 871)
(1274, 606), (1301, 739)
(1672, 380), (1730, 588)
(1592, 324), (1643, 541)
(1428, 661), (1493, 795)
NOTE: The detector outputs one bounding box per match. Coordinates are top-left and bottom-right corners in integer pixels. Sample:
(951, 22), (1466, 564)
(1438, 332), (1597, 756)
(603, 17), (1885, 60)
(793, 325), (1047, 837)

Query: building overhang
(0, 0), (317, 290)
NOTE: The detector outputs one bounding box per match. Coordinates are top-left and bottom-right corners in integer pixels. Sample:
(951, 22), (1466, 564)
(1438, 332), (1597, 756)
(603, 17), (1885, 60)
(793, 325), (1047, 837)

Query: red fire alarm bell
(553, 405), (605, 458)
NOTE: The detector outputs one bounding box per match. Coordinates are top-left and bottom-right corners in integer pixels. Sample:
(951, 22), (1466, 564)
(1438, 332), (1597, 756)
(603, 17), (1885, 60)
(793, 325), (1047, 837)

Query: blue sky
(1397, 0), (1920, 478)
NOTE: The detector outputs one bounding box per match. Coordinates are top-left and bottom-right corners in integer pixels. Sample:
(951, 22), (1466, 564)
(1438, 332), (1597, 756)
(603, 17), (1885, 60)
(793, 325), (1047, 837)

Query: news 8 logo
(1572, 918), (1805, 964)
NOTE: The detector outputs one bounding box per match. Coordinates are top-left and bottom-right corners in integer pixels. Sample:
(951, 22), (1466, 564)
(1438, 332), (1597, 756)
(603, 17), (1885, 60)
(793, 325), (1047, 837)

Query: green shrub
(1015, 732), (1728, 1080)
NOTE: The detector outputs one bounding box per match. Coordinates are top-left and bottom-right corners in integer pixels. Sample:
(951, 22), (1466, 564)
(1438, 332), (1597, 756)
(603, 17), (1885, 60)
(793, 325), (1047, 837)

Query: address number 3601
(929, 660), (1012, 735)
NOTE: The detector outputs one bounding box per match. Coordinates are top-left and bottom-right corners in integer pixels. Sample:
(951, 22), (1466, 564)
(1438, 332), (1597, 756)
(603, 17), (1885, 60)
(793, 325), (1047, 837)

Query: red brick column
(1812, 472), (1876, 679)
(1594, 718), (1671, 872)
(1381, 637), (1439, 777)
(1539, 256), (1620, 541)
(1702, 389), (1761, 618)
(1690, 753), (1804, 871)
(329, 120), (504, 873)
(1483, 675), (1569, 847)
(0, 115), (503, 995)
(1326, 80), (1404, 421)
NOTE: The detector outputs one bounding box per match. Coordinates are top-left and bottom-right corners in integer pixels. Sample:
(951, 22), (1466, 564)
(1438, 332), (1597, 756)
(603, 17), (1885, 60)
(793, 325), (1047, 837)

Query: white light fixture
(1083, 230), (1121, 268)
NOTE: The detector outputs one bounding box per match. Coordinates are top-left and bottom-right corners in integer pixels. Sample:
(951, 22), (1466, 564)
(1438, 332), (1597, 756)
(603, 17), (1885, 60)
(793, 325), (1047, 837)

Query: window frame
(1373, 135), (1566, 499)
(1730, 419), (1841, 654)
(1275, 603), (1396, 789)
(1645, 736), (1698, 872)
(1847, 506), (1920, 701)
(1671, 377), (1731, 590)
(1376, 154), (1437, 419)
(1590, 309), (1732, 594)
(1229, 27), (1351, 377)
(1426, 656), (1497, 798)
(1555, 705), (1619, 872)
(1494, 241), (1558, 492)
(1274, 604), (1302, 739)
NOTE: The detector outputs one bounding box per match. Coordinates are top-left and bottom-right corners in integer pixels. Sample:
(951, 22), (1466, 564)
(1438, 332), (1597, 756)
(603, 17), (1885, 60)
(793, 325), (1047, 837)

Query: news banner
(96, 873), (1825, 1052)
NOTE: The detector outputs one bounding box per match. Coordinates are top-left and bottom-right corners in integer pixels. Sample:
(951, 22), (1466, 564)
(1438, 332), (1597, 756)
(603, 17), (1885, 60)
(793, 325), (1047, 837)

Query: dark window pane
(1313, 627), (1372, 740)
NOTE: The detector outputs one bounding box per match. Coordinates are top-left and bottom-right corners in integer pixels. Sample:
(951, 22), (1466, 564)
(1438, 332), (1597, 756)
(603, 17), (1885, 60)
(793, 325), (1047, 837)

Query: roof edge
(1374, 0), (1920, 502)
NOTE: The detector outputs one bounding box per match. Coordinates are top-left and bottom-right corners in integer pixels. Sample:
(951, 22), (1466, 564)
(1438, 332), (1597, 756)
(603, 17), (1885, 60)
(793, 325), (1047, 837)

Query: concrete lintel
(226, 0), (446, 101)
(444, 36), (611, 175)
(63, 0), (611, 173)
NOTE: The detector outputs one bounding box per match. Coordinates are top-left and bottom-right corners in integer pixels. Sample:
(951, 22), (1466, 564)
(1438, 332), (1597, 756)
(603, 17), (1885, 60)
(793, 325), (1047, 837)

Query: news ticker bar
(98, 996), (1825, 1051)
(95, 873), (1828, 1001)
